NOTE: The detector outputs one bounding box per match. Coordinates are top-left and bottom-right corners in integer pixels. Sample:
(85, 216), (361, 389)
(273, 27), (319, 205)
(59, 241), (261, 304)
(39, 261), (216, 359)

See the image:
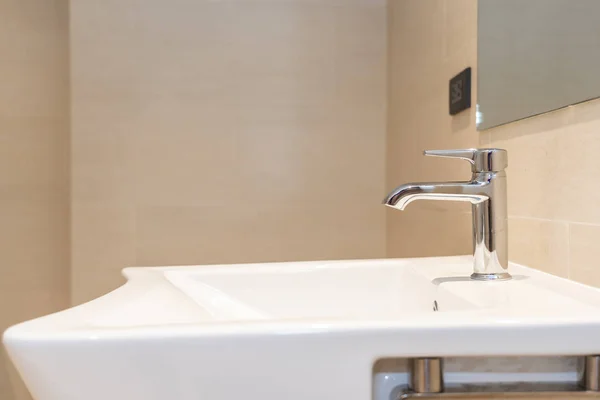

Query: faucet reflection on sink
(384, 148), (510, 281)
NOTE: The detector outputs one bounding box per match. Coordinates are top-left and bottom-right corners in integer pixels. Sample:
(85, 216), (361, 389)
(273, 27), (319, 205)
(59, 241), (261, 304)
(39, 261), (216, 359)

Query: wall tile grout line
(508, 214), (600, 228)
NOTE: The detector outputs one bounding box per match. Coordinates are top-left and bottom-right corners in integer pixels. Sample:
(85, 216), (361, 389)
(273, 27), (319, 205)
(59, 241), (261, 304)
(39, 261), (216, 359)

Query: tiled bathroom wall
(386, 0), (479, 258)
(484, 97), (600, 286)
(0, 1), (70, 399)
(69, 0), (388, 304)
(387, 0), (600, 288)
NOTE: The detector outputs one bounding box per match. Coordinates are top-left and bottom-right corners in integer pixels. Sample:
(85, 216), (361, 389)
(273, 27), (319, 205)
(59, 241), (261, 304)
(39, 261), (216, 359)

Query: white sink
(4, 256), (600, 400)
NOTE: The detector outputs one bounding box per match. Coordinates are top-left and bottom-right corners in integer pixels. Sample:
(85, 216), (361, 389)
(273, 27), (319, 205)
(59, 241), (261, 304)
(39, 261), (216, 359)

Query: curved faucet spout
(383, 181), (489, 210)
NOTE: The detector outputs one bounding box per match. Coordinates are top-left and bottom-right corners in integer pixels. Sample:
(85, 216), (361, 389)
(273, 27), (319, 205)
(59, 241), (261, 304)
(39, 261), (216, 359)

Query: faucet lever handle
(424, 149), (478, 163)
(423, 148), (507, 172)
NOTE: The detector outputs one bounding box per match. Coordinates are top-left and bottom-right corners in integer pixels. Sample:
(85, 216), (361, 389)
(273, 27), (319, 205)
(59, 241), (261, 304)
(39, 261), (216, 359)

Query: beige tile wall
(388, 0), (600, 288)
(69, 0), (387, 304)
(0, 0), (70, 399)
(386, 0), (479, 258)
(485, 98), (600, 285)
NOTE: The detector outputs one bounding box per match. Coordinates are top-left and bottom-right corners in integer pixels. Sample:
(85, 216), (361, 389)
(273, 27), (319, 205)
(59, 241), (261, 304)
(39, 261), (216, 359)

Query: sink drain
(433, 300), (438, 312)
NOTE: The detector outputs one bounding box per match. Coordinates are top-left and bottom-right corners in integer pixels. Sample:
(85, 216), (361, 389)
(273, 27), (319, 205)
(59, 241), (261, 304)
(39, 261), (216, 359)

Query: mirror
(477, 0), (600, 130)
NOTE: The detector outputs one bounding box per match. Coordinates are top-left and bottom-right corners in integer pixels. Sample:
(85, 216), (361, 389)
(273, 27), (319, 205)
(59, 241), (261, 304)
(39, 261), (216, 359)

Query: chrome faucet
(383, 148), (510, 281)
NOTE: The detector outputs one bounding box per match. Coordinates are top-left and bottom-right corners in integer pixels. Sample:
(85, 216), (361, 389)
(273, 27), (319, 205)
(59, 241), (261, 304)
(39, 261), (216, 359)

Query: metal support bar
(400, 391), (600, 399)
(399, 355), (600, 400)
(584, 355), (600, 392)
(411, 358), (443, 394)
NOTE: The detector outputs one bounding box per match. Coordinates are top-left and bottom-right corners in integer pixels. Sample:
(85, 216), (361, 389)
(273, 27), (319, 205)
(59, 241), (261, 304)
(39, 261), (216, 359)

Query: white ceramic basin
(4, 256), (600, 400)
